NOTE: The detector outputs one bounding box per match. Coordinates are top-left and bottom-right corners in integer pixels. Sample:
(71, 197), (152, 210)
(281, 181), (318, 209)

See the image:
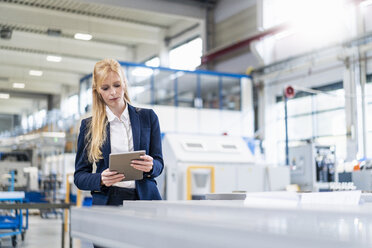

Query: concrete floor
(0, 215), (88, 248)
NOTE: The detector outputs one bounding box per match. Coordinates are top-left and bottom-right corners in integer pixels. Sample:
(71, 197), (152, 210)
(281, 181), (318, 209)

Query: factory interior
(1, 0), (372, 247)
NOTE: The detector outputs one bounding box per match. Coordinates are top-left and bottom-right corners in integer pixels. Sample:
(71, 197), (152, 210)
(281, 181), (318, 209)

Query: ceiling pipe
(201, 24), (288, 64)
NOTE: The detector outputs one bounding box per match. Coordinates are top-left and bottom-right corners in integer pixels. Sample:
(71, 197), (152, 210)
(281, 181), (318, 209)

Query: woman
(74, 58), (163, 206)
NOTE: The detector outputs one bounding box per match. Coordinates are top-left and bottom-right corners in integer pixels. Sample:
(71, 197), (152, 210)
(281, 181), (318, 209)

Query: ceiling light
(74, 33), (92, 41)
(13, 83), (25, 89)
(0, 93), (10, 99)
(29, 70), (43, 76)
(46, 55), (62, 62)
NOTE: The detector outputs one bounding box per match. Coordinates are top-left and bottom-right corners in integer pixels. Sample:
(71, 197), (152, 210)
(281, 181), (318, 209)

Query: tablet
(109, 150), (145, 181)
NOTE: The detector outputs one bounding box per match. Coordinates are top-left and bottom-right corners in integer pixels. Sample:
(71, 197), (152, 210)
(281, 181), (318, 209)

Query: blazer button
(147, 175), (151, 178)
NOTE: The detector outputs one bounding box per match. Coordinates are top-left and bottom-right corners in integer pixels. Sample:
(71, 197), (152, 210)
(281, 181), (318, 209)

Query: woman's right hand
(101, 168), (125, 187)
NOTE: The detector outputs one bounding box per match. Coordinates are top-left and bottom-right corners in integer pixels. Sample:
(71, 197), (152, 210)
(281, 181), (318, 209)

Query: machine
(162, 133), (289, 200)
(0, 151), (35, 191)
(289, 144), (336, 191)
(0, 161), (31, 190)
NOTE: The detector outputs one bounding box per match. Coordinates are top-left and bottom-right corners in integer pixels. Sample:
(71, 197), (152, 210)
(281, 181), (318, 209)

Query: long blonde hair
(86, 58), (131, 163)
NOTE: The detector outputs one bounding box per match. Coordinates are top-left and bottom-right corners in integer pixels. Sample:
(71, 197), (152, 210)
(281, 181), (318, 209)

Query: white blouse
(106, 105), (135, 188)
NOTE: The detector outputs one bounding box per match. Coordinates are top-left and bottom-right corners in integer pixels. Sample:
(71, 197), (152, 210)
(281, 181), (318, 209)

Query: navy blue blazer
(74, 104), (164, 205)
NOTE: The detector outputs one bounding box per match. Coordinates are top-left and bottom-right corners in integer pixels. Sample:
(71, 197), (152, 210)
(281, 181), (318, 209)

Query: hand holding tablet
(130, 154), (154, 173)
(101, 169), (125, 187)
(109, 150), (146, 181)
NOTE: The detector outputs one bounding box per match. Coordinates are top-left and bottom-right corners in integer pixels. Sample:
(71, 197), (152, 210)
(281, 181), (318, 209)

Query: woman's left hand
(131, 154), (153, 172)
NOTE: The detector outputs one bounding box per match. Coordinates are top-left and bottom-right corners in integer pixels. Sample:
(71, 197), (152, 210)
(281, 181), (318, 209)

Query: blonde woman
(74, 59), (163, 206)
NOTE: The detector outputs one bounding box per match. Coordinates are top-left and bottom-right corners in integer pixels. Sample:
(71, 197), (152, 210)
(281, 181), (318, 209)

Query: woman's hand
(101, 168), (125, 187)
(131, 154), (153, 172)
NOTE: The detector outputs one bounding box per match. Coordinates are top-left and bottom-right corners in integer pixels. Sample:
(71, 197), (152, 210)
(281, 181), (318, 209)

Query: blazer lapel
(128, 104), (140, 151)
(102, 121), (111, 168)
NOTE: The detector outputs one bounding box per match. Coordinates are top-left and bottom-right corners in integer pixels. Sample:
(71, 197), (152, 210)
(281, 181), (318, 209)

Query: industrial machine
(0, 161), (31, 190)
(0, 151), (35, 191)
(289, 144), (336, 191)
(0, 132), (71, 204)
(162, 133), (289, 200)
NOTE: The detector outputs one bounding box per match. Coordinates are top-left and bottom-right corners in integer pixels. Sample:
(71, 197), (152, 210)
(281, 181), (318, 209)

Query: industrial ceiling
(0, 0), (208, 115)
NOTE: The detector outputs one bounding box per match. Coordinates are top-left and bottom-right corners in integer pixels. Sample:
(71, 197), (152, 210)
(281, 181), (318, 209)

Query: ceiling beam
(0, 98), (40, 115)
(0, 0), (168, 29)
(0, 89), (50, 100)
(0, 49), (96, 75)
(0, 30), (130, 61)
(0, 79), (63, 95)
(78, 0), (206, 21)
(0, 3), (161, 45)
(0, 64), (81, 84)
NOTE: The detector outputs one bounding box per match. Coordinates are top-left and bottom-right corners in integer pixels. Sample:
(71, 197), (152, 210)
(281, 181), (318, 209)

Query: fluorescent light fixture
(74, 33), (92, 41)
(361, 0), (372, 7)
(0, 93), (10, 99)
(29, 70), (43, 76)
(46, 55), (62, 62)
(13, 83), (25, 89)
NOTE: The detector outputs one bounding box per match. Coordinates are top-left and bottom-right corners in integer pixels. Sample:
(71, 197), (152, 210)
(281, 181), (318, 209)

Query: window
(21, 115), (28, 130)
(79, 78), (91, 114)
(34, 109), (46, 129)
(62, 94), (79, 118)
(275, 82), (347, 163)
(27, 115), (34, 130)
(145, 56), (160, 67)
(169, 37), (202, 70)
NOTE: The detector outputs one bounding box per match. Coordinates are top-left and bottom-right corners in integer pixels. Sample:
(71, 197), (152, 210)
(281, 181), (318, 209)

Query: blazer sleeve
(145, 109), (164, 178)
(74, 119), (102, 191)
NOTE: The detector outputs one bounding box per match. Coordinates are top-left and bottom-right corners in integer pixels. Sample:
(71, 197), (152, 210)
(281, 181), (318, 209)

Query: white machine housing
(0, 161), (31, 189)
(289, 144), (336, 191)
(163, 133), (289, 200)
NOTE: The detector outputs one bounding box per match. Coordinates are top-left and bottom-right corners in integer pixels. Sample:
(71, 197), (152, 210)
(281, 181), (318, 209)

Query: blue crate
(0, 215), (22, 229)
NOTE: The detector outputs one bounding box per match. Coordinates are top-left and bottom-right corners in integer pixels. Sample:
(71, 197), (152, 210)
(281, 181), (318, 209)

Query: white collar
(105, 104), (129, 123)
